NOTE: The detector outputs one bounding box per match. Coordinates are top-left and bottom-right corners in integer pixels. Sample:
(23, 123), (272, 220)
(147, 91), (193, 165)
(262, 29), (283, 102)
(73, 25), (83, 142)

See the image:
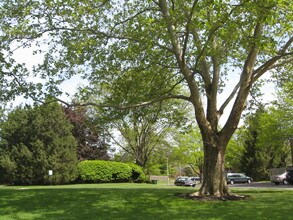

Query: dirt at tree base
(175, 192), (251, 201)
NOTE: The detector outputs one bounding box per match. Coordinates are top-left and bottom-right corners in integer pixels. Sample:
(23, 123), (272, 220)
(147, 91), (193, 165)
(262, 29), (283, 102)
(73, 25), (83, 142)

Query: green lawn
(0, 183), (292, 220)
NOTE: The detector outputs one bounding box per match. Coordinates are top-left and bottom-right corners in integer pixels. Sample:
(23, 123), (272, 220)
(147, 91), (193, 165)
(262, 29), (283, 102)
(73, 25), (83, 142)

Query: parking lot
(229, 181), (293, 190)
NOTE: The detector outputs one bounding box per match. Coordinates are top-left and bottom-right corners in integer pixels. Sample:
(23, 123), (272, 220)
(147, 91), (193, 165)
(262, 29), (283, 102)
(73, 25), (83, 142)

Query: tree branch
(221, 22), (263, 143)
(113, 7), (156, 28)
(159, 0), (211, 138)
(253, 36), (293, 80)
(52, 94), (191, 109)
(219, 31), (292, 117)
(268, 57), (293, 70)
(218, 82), (241, 116)
(182, 0), (199, 61)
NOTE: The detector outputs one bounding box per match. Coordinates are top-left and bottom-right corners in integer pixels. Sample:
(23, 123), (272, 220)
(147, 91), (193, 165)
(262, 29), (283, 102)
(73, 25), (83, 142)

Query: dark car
(190, 176), (201, 182)
(174, 177), (196, 187)
(270, 172), (288, 185)
(286, 169), (293, 184)
(226, 173), (253, 185)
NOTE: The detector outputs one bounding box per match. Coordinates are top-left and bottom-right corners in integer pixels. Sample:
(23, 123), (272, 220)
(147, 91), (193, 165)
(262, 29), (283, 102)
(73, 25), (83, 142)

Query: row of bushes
(0, 158), (146, 185)
(77, 160), (146, 183)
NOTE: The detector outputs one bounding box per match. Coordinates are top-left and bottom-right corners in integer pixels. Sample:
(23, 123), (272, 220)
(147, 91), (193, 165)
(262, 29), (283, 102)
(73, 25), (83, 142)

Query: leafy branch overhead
(1, 1), (292, 114)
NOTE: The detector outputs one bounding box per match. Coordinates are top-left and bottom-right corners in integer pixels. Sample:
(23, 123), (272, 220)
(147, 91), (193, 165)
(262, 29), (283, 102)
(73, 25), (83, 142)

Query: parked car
(190, 176), (201, 183)
(286, 169), (293, 184)
(226, 173), (253, 185)
(174, 177), (196, 187)
(270, 172), (288, 185)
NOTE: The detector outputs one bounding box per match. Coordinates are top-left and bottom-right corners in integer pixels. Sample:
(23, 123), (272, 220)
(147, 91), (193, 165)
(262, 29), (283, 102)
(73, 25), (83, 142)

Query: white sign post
(48, 170), (53, 185)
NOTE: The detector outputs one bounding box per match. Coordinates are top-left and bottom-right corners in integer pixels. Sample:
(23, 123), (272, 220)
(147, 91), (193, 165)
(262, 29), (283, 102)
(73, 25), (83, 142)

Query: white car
(270, 172), (288, 185)
(174, 177), (196, 187)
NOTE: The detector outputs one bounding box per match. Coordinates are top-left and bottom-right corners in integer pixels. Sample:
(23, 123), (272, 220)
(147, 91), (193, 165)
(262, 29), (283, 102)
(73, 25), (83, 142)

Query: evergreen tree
(0, 102), (78, 185)
(240, 109), (265, 181)
(239, 106), (291, 181)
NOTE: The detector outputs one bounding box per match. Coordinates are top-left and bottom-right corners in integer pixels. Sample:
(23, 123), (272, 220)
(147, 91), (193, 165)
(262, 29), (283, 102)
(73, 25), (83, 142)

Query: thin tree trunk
(289, 138), (293, 166)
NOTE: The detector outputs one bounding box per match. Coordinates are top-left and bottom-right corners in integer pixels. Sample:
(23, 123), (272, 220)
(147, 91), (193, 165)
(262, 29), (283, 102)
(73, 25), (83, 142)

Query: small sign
(48, 170), (53, 176)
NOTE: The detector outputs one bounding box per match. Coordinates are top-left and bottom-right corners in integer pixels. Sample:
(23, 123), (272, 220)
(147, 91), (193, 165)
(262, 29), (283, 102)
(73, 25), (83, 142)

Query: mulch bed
(175, 192), (251, 201)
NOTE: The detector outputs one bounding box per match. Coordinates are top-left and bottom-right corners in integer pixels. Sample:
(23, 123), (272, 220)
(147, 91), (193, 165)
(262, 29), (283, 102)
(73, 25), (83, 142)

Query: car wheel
(230, 180), (234, 185)
(283, 179), (288, 185)
(275, 182), (280, 185)
(247, 179), (251, 184)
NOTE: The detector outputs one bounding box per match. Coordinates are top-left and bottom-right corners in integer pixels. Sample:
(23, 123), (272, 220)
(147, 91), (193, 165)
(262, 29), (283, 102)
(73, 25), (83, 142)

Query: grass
(0, 183), (292, 220)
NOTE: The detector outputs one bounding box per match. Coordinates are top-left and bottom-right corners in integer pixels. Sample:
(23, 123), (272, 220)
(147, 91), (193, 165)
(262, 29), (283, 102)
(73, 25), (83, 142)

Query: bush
(108, 162), (132, 182)
(77, 160), (145, 183)
(128, 163), (146, 183)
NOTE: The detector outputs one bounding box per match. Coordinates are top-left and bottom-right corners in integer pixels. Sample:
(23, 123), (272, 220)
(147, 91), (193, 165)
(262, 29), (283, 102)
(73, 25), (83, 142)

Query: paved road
(172, 181), (293, 190)
(229, 181), (293, 190)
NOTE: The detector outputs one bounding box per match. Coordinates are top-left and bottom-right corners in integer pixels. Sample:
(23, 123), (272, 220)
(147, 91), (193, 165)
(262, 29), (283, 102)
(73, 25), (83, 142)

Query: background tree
(0, 102), (78, 185)
(225, 130), (245, 172)
(86, 71), (190, 169)
(63, 105), (111, 161)
(103, 100), (188, 168)
(239, 108), (268, 180)
(258, 108), (292, 167)
(172, 127), (204, 179)
(272, 71), (293, 164)
(146, 141), (173, 176)
(239, 106), (291, 181)
(1, 0), (292, 196)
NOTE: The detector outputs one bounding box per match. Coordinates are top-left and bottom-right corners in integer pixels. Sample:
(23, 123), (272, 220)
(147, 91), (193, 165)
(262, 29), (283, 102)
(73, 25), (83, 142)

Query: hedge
(77, 160), (146, 183)
(127, 163), (146, 183)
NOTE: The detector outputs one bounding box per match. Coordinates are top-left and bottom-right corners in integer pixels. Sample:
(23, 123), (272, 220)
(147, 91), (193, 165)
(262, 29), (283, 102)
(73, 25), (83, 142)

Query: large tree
(1, 0), (292, 196)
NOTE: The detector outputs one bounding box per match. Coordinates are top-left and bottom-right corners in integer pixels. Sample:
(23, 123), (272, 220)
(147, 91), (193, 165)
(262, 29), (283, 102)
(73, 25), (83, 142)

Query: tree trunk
(198, 141), (231, 196)
(289, 138), (293, 166)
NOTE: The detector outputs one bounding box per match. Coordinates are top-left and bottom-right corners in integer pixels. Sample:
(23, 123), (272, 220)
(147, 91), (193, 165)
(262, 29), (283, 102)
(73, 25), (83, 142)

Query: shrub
(77, 160), (145, 183)
(77, 160), (110, 183)
(108, 161), (132, 182)
(128, 163), (146, 183)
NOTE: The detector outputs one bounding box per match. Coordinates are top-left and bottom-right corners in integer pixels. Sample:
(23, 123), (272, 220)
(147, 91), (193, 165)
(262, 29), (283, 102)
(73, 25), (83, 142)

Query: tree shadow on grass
(0, 186), (292, 219)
